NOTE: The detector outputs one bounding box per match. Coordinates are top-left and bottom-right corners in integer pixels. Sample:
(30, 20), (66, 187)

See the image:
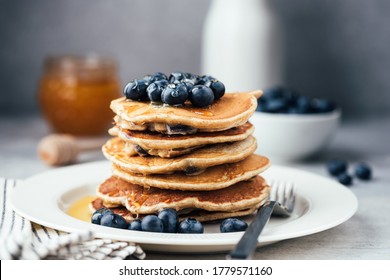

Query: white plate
(11, 161), (358, 253)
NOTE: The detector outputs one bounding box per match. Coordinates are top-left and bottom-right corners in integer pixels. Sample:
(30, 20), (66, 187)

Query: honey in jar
(38, 55), (121, 136)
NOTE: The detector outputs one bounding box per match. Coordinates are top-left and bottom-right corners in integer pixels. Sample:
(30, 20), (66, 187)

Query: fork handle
(227, 201), (277, 260)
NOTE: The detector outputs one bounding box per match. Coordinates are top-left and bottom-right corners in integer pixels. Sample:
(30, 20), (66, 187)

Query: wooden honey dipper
(38, 134), (108, 166)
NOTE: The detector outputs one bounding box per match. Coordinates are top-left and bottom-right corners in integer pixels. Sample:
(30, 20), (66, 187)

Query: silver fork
(227, 181), (296, 260)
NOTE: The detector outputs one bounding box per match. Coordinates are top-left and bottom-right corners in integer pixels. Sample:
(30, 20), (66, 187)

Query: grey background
(1, 0), (390, 117)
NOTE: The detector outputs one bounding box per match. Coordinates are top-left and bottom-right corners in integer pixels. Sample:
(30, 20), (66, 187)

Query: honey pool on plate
(66, 195), (95, 222)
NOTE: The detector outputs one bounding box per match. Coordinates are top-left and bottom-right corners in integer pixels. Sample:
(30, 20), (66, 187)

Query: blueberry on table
(124, 79), (149, 101)
(327, 159), (348, 176)
(128, 219), (142, 231)
(100, 213), (128, 229)
(161, 83), (188, 106)
(189, 85), (214, 107)
(337, 173), (353, 186)
(91, 208), (113, 225)
(355, 163), (372, 180)
(147, 79), (168, 102)
(220, 218), (248, 233)
(158, 208), (178, 233)
(141, 215), (164, 233)
(177, 218), (204, 234)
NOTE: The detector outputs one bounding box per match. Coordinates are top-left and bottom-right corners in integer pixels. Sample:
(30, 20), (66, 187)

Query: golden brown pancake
(112, 122), (254, 150)
(111, 91), (260, 133)
(111, 154), (270, 191)
(90, 198), (261, 223)
(96, 176), (270, 215)
(103, 136), (257, 175)
(109, 122), (255, 158)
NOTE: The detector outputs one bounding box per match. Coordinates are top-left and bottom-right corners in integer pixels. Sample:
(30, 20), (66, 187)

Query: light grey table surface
(1, 115), (389, 260)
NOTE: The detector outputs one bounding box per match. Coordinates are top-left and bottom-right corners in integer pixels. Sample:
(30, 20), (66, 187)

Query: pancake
(111, 91), (260, 134)
(103, 136), (257, 175)
(111, 154), (270, 191)
(110, 122), (254, 156)
(90, 198), (261, 223)
(123, 143), (203, 158)
(96, 176), (270, 215)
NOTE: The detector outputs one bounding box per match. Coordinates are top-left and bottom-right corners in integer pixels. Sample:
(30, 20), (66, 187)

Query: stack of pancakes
(90, 90), (271, 223)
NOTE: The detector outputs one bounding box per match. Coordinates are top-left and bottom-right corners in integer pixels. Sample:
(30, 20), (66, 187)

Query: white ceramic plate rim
(11, 161), (358, 252)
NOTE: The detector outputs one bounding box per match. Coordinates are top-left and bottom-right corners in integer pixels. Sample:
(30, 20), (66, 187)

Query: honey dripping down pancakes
(92, 72), (271, 228)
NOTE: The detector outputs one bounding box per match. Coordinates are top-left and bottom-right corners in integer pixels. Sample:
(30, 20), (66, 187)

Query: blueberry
(220, 218), (248, 233)
(91, 208), (113, 225)
(355, 162), (372, 180)
(177, 218), (204, 234)
(147, 79), (169, 102)
(295, 96), (313, 114)
(338, 173), (353, 186)
(189, 85), (214, 107)
(150, 72), (168, 82)
(100, 212), (128, 229)
(128, 219), (142, 231)
(183, 72), (199, 85)
(124, 79), (149, 101)
(312, 99), (336, 113)
(158, 208), (178, 233)
(262, 86), (285, 100)
(183, 81), (195, 92)
(169, 71), (185, 83)
(207, 80), (225, 100)
(263, 98), (288, 113)
(197, 75), (216, 85)
(141, 215), (164, 233)
(161, 83), (188, 106)
(327, 159), (348, 176)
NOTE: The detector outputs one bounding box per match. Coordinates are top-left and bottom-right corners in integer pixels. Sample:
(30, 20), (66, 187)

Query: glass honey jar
(38, 55), (121, 136)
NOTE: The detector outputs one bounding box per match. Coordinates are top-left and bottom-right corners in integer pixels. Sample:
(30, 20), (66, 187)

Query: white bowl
(250, 109), (341, 162)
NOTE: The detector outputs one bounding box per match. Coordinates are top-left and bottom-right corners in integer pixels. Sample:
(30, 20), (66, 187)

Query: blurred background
(1, 0), (390, 118)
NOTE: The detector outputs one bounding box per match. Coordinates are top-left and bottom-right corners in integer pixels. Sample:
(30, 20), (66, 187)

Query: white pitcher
(201, 0), (282, 92)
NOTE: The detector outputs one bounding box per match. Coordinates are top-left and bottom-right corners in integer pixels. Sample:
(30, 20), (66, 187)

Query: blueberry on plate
(220, 218), (248, 233)
(123, 79), (149, 101)
(189, 85), (214, 107)
(158, 208), (178, 233)
(327, 159), (348, 176)
(355, 162), (372, 180)
(177, 218), (204, 234)
(207, 80), (225, 100)
(91, 208), (113, 225)
(100, 212), (128, 229)
(141, 215), (164, 233)
(128, 219), (142, 231)
(161, 83), (188, 106)
(337, 173), (353, 186)
(147, 79), (169, 102)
